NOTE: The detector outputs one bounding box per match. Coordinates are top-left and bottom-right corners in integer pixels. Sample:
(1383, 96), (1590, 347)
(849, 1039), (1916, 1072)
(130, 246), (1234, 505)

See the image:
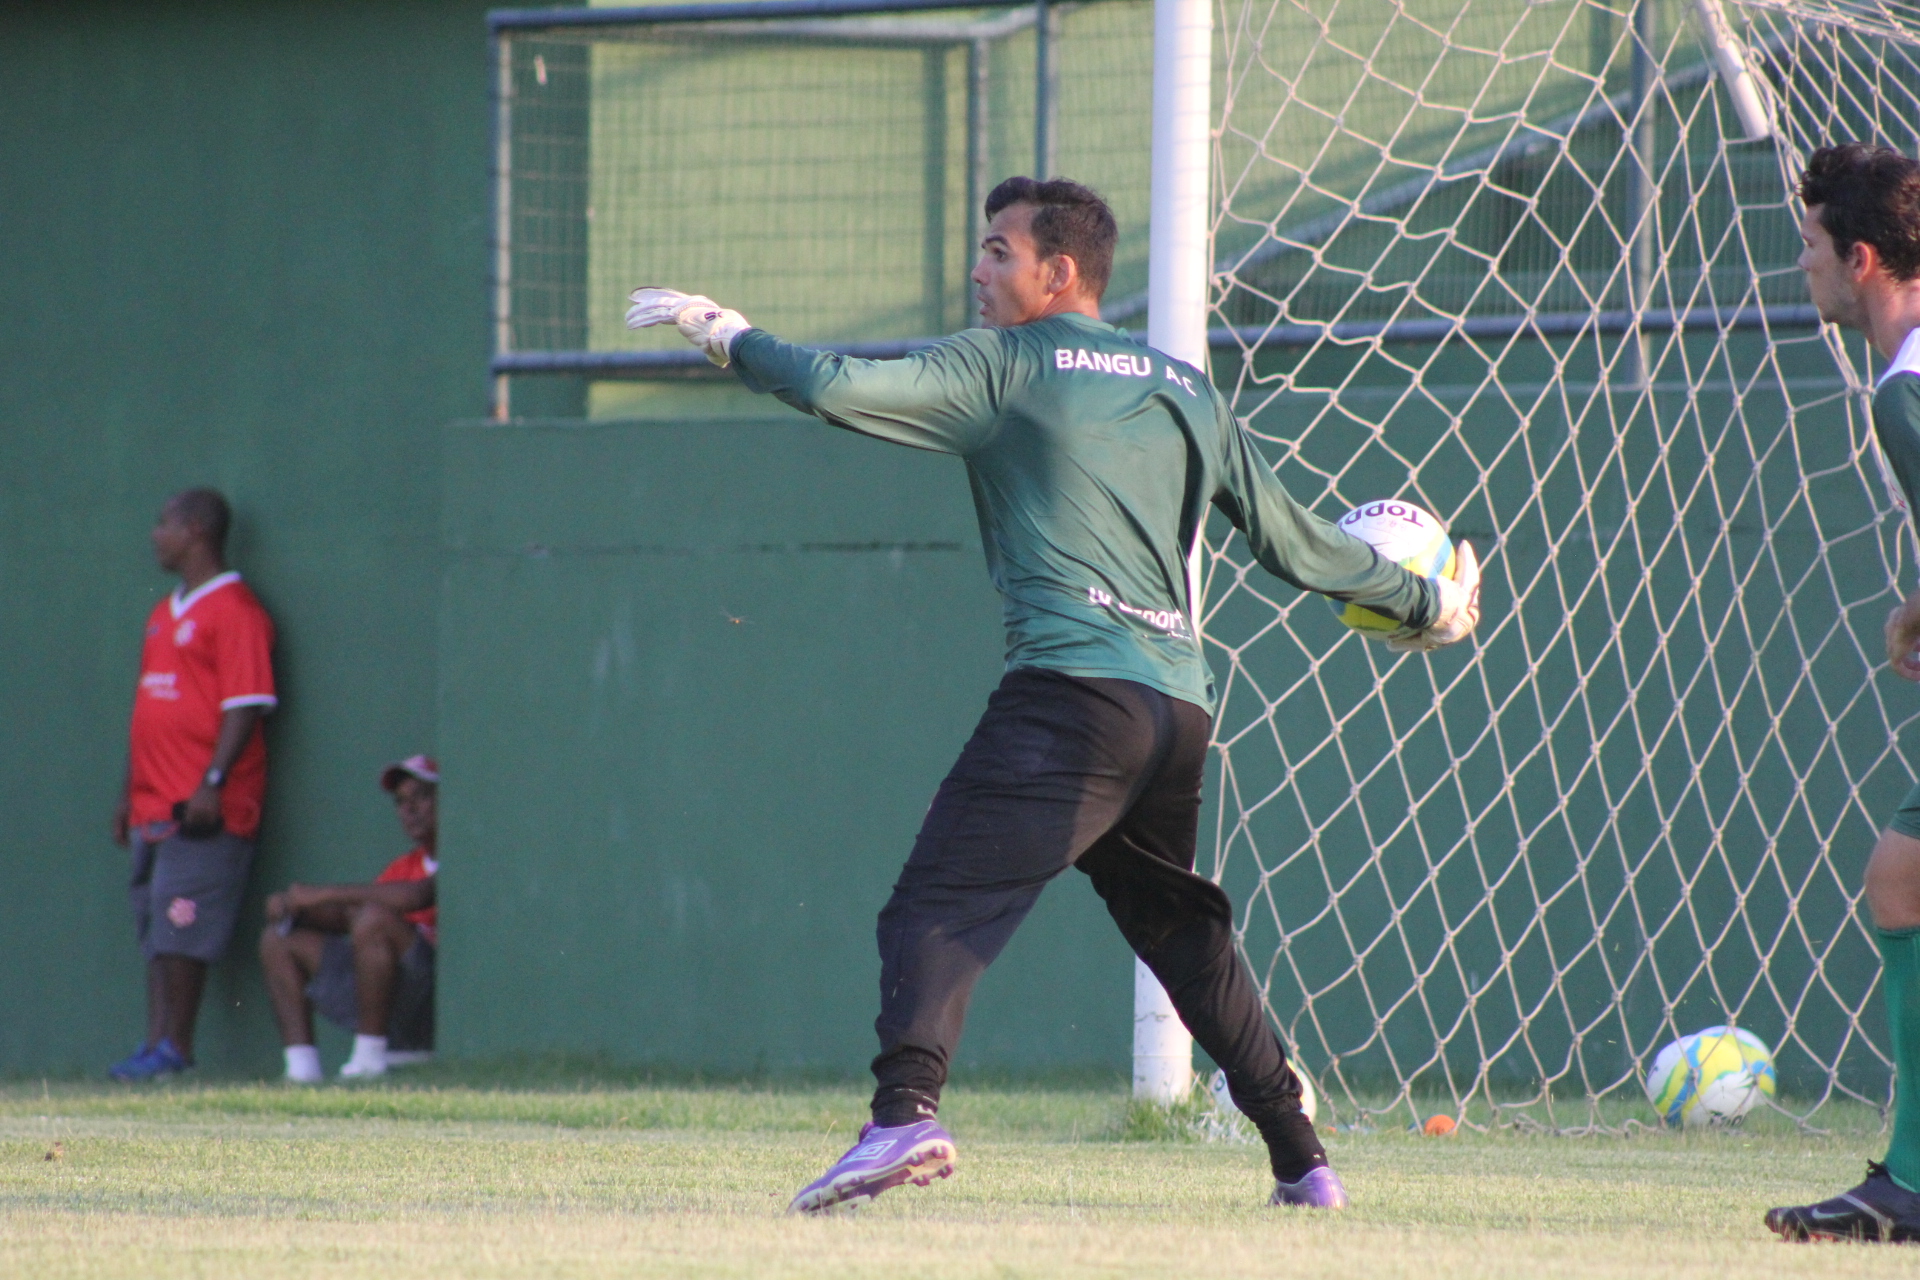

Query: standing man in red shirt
(111, 488), (277, 1080)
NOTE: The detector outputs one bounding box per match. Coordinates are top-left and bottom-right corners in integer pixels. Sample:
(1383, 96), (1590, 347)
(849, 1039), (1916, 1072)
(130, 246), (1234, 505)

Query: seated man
(260, 755), (439, 1082)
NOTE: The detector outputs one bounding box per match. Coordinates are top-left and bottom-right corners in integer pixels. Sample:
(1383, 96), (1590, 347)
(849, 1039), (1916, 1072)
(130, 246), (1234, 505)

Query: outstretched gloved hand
(1387, 540), (1481, 654)
(625, 287), (752, 368)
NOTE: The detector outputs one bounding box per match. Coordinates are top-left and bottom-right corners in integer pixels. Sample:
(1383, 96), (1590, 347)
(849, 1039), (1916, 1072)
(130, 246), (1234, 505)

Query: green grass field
(2, 1074), (1914, 1279)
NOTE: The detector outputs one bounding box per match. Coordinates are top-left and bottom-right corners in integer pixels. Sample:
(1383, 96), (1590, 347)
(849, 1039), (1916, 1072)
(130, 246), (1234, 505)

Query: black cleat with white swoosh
(1766, 1163), (1920, 1243)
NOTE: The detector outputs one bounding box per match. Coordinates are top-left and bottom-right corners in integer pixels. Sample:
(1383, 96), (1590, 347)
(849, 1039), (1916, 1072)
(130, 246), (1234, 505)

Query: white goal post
(1131, 0), (1212, 1105)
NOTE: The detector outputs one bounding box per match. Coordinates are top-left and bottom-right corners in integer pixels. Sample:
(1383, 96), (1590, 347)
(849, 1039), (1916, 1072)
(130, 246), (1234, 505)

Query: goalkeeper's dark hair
(1799, 143), (1920, 282)
(170, 487), (232, 552)
(986, 177), (1118, 298)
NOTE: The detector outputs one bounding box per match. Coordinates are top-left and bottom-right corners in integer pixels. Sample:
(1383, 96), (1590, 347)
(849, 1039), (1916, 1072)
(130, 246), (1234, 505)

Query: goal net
(494, 0), (1920, 1130)
(1206, 0), (1920, 1129)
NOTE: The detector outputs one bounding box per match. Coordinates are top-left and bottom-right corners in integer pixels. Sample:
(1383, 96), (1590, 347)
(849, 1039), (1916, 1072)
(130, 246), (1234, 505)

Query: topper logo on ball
(1341, 502), (1427, 528)
(1329, 499), (1456, 635)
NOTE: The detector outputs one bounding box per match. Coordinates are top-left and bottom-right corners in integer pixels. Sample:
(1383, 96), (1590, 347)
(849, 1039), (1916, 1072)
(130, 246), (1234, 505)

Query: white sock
(283, 1044), (322, 1083)
(348, 1034), (388, 1069)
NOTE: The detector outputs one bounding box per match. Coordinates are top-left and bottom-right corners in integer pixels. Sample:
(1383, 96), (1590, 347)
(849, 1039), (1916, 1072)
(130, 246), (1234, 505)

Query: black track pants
(870, 668), (1325, 1179)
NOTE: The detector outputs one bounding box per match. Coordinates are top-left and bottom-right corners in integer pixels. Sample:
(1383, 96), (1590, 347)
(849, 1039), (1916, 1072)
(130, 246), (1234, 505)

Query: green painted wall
(436, 415), (1133, 1071)
(0, 0), (1138, 1078)
(0, 0), (494, 1074)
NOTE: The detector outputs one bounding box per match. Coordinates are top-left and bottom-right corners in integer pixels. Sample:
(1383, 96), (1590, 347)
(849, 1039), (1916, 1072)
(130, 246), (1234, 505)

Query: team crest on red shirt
(166, 897), (198, 928)
(173, 619), (197, 646)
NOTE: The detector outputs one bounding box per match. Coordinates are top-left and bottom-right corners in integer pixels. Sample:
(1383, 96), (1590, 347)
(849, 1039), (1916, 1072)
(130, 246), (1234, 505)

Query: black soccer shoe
(1765, 1162), (1920, 1243)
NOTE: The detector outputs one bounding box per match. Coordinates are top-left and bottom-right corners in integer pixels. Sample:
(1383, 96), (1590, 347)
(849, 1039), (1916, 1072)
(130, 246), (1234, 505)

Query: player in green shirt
(629, 177), (1481, 1215)
(1766, 143), (1920, 1244)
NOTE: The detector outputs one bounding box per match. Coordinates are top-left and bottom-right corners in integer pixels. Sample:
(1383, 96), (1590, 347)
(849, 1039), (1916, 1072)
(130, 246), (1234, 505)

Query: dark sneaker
(1271, 1166), (1350, 1209)
(788, 1119), (957, 1215)
(1766, 1162), (1920, 1242)
(108, 1037), (190, 1082)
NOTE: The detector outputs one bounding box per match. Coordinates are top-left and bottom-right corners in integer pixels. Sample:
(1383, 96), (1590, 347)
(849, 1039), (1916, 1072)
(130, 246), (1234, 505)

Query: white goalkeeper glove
(1387, 540), (1481, 654)
(625, 287), (752, 368)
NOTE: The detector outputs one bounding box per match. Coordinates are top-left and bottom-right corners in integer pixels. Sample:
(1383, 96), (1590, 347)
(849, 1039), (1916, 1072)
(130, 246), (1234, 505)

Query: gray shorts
(306, 931), (436, 1052)
(129, 827), (256, 963)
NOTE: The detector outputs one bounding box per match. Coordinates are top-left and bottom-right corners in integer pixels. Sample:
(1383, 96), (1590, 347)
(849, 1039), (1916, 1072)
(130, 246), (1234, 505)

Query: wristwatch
(203, 767), (225, 789)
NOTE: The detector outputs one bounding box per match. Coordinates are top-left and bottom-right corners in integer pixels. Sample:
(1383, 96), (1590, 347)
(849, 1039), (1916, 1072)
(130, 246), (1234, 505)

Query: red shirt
(376, 847), (439, 942)
(127, 573), (277, 838)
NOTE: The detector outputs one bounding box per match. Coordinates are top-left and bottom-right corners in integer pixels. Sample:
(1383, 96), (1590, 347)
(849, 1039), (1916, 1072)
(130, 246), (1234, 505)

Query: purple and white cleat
(788, 1119), (957, 1215)
(1271, 1166), (1350, 1209)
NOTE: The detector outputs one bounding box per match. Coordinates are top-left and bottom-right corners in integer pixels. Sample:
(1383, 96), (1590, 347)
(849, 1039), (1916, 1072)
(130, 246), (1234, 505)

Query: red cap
(380, 754), (439, 792)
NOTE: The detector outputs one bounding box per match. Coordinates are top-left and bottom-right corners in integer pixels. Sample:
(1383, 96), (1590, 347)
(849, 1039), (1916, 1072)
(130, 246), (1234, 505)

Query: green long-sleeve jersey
(732, 311), (1437, 712)
(1876, 332), (1920, 522)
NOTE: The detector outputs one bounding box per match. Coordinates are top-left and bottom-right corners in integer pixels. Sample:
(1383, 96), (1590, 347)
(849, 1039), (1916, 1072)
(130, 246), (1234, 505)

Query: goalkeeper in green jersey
(1766, 143), (1920, 1244)
(628, 177), (1481, 1215)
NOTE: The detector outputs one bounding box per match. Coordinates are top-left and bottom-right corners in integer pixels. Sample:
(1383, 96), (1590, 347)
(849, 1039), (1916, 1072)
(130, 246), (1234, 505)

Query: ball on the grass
(1422, 1113), (1456, 1136)
(1208, 1065), (1317, 1125)
(1328, 499), (1456, 634)
(1645, 1025), (1776, 1126)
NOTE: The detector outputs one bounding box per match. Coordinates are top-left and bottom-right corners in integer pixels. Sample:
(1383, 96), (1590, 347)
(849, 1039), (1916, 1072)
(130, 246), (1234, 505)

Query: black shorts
(905, 667), (1209, 885)
(874, 667), (1218, 1065)
(129, 826), (256, 963)
(306, 931), (437, 1052)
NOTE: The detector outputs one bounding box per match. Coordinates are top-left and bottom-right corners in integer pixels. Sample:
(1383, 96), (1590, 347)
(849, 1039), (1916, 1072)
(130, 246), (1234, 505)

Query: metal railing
(488, 0), (1084, 416)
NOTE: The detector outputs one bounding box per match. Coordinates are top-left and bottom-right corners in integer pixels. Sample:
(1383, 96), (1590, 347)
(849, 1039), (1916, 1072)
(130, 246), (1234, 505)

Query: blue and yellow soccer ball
(1328, 499), (1456, 634)
(1646, 1026), (1777, 1126)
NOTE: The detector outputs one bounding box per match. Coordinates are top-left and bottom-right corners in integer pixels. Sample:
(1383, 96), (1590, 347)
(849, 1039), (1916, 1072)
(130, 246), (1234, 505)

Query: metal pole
(1034, 0), (1060, 178)
(1626, 0), (1656, 390)
(924, 45), (949, 333)
(1692, 0), (1775, 141)
(492, 33), (515, 421)
(1136, 0), (1210, 1106)
(967, 37), (991, 321)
